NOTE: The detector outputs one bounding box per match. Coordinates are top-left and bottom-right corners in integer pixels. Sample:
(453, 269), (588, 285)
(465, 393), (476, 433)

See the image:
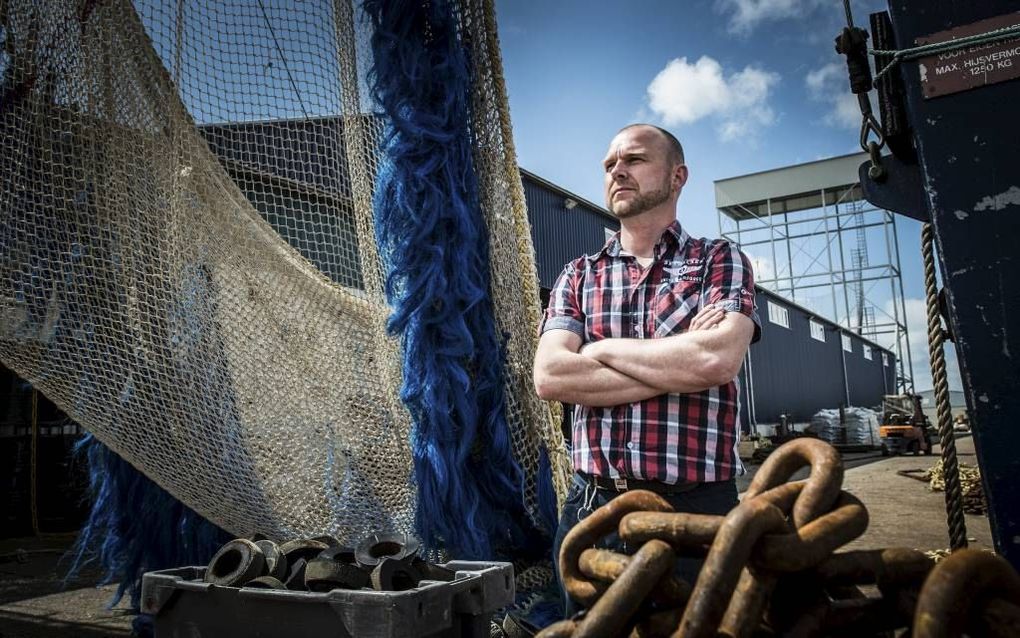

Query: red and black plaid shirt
(541, 221), (760, 484)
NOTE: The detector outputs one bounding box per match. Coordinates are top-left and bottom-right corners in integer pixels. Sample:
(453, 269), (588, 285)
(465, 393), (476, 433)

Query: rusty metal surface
(629, 608), (683, 638)
(743, 438), (843, 528)
(717, 568), (775, 638)
(574, 540), (675, 638)
(578, 548), (691, 607)
(976, 597), (1020, 638)
(559, 490), (673, 607)
(675, 498), (788, 638)
(914, 548), (1020, 637)
(753, 491), (869, 572)
(539, 619), (578, 637)
(537, 438), (1020, 638)
(617, 512), (720, 549)
(817, 547), (934, 586)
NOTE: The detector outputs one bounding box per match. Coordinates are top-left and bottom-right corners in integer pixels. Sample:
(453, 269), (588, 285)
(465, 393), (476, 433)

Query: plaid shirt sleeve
(702, 241), (762, 343)
(540, 261), (585, 337)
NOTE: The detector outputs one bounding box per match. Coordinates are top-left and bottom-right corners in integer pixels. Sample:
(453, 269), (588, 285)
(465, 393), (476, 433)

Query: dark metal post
(882, 2), (1020, 568)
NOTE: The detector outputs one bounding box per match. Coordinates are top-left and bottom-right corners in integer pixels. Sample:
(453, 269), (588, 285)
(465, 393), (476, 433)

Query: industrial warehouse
(1, 1), (1017, 637)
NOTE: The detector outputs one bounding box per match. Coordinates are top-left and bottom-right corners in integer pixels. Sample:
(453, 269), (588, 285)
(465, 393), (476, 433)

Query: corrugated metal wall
(845, 339), (894, 407)
(742, 295), (849, 426)
(745, 289), (897, 429)
(521, 172), (619, 288)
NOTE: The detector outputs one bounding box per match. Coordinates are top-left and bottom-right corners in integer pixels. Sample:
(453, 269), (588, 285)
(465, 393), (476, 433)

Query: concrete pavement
(838, 435), (993, 554)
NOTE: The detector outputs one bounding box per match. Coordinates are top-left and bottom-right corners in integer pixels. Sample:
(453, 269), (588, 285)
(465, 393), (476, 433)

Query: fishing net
(0, 0), (568, 551)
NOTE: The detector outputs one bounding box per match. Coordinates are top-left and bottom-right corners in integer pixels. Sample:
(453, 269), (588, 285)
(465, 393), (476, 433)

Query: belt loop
(613, 477), (628, 491)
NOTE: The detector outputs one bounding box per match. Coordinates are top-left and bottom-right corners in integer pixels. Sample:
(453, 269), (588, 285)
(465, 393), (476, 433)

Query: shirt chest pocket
(652, 278), (702, 337)
(583, 305), (623, 340)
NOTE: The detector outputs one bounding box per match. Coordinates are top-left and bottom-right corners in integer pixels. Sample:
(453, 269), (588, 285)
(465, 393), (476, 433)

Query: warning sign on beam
(916, 12), (1020, 99)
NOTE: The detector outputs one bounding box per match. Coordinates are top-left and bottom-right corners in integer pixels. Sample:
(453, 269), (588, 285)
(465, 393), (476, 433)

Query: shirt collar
(591, 219), (690, 261)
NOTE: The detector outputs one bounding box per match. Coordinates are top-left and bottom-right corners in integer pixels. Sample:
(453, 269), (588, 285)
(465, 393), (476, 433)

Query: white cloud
(646, 56), (780, 143)
(717, 0), (827, 35)
(805, 62), (861, 130)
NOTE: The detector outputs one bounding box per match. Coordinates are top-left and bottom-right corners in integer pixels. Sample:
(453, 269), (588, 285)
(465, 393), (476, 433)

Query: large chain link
(537, 438), (1020, 637)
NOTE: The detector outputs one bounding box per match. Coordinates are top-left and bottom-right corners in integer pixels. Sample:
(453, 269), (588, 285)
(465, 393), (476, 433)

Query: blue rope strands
(68, 435), (229, 609)
(365, 0), (531, 559)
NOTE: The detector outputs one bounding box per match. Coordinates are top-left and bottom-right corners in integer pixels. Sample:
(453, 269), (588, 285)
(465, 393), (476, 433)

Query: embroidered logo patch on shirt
(663, 257), (704, 283)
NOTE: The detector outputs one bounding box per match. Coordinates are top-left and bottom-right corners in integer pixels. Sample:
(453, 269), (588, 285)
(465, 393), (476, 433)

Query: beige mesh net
(0, 0), (568, 544)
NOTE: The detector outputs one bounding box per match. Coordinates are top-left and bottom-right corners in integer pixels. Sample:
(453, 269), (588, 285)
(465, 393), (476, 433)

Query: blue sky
(495, 0), (960, 392)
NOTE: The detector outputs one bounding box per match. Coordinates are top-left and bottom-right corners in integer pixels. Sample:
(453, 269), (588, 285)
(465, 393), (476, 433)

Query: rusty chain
(913, 548), (1020, 638)
(537, 438), (1020, 637)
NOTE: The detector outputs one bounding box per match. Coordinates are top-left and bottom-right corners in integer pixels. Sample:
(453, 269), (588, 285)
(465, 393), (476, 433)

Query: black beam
(882, 2), (1020, 567)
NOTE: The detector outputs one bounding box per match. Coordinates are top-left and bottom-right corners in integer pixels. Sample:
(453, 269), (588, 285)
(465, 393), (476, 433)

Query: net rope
(0, 0), (567, 550)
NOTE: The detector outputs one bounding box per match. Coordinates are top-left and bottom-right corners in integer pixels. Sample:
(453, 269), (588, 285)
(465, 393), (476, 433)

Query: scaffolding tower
(715, 153), (914, 393)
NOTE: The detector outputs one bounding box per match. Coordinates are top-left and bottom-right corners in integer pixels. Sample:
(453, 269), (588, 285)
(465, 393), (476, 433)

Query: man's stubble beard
(610, 177), (673, 219)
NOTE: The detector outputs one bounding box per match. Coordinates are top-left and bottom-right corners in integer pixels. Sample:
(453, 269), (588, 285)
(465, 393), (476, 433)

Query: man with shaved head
(533, 123), (761, 617)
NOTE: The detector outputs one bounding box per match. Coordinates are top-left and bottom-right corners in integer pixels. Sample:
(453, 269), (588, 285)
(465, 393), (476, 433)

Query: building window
(864, 345), (873, 360)
(809, 319), (825, 342)
(882, 352), (889, 367)
(841, 333), (852, 353)
(767, 301), (790, 329)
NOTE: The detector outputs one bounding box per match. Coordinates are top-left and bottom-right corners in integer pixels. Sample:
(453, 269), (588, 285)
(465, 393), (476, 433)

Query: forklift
(878, 394), (933, 456)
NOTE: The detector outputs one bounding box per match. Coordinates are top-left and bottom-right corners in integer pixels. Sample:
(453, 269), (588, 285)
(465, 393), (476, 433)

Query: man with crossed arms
(533, 124), (761, 615)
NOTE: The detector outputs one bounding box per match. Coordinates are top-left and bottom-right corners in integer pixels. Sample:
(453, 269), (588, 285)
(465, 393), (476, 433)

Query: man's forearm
(585, 332), (732, 394)
(534, 351), (665, 407)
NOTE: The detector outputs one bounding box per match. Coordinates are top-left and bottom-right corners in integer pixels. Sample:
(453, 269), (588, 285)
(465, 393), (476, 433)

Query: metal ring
(355, 533), (420, 568)
(205, 539), (266, 587)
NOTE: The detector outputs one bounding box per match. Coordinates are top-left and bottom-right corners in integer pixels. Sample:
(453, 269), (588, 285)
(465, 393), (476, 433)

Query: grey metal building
(739, 288), (896, 433)
(520, 168), (620, 303)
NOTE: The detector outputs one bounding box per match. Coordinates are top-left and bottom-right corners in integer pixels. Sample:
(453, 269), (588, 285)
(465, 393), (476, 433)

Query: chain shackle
(538, 439), (1020, 637)
(744, 438), (843, 529)
(706, 484), (804, 638)
(559, 490), (673, 607)
(751, 479), (805, 513)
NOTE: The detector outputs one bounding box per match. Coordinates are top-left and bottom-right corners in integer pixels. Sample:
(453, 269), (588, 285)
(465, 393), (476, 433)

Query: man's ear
(673, 164), (689, 192)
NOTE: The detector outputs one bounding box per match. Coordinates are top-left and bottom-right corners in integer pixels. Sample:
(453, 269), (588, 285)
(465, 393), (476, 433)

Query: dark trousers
(552, 472), (738, 619)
